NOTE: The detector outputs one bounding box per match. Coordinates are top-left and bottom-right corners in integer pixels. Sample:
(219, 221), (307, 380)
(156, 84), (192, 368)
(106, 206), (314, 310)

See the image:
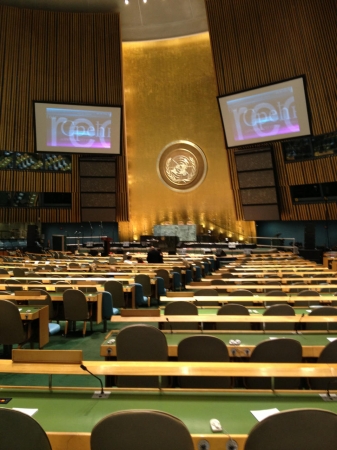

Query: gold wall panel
(119, 34), (255, 242)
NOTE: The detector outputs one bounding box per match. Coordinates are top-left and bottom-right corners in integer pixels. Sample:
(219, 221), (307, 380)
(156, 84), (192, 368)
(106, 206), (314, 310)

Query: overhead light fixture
(125, 0), (129, 4)
(143, 0), (147, 3)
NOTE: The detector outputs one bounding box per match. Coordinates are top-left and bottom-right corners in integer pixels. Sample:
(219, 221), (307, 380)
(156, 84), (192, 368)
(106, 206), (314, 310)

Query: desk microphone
(80, 364), (107, 398)
(296, 313), (305, 335)
(166, 317), (173, 334)
(326, 379), (337, 400)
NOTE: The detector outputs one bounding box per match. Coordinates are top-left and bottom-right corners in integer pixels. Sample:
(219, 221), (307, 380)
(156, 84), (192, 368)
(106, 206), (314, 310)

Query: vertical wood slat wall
(205, 0), (337, 221)
(0, 6), (129, 224)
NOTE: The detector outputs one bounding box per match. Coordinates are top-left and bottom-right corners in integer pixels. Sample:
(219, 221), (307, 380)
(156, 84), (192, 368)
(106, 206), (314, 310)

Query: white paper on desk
(251, 408), (279, 422)
(327, 337), (337, 342)
(13, 408), (38, 416)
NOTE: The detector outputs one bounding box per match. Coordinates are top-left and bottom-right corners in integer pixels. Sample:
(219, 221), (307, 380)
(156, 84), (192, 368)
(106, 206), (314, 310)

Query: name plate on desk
(120, 309), (160, 317)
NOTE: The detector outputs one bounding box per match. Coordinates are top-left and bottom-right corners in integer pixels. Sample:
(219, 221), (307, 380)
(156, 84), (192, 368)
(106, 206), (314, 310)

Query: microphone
(80, 364), (109, 398)
(166, 317), (173, 334)
(326, 379), (337, 400)
(296, 313), (305, 335)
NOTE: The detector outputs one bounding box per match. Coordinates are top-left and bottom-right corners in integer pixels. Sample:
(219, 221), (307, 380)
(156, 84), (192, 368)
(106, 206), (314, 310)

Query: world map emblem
(157, 141), (207, 192)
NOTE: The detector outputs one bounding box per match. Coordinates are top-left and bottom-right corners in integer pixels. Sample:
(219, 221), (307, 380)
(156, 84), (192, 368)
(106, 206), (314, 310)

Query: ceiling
(0, 0), (208, 41)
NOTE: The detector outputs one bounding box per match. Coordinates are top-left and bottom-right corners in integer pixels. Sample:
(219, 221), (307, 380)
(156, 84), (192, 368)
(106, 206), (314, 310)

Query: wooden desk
(101, 332), (337, 358)
(161, 294), (337, 304)
(19, 305), (49, 348)
(1, 388), (337, 450)
(185, 283), (337, 293)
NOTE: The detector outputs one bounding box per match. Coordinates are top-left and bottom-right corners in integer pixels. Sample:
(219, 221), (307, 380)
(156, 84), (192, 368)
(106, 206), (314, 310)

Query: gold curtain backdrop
(119, 33), (255, 242)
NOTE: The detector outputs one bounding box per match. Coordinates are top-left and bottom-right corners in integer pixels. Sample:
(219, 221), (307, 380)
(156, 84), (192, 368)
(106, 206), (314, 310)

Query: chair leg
(64, 320), (68, 337)
(82, 321), (87, 337)
(147, 296), (151, 307)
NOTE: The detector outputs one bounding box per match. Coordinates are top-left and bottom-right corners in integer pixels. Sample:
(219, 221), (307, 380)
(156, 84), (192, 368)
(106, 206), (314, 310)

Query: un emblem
(157, 141), (207, 192)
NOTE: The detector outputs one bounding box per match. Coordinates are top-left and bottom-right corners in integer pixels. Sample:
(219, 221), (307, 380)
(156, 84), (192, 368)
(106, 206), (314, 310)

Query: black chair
(216, 303), (251, 330)
(155, 269), (171, 290)
(263, 304), (295, 331)
(116, 324), (169, 387)
(177, 335), (231, 388)
(228, 289), (254, 306)
(28, 289), (60, 335)
(244, 338), (302, 389)
(164, 301), (199, 330)
(63, 289), (92, 337)
(245, 408), (337, 450)
(309, 340), (337, 390)
(90, 410), (194, 450)
(305, 306), (337, 331)
(0, 299), (27, 358)
(5, 279), (23, 292)
(194, 288), (219, 306)
(134, 274), (152, 306)
(264, 290), (288, 306)
(104, 280), (126, 309)
(55, 280), (71, 293)
(0, 408), (52, 450)
(296, 289), (320, 307)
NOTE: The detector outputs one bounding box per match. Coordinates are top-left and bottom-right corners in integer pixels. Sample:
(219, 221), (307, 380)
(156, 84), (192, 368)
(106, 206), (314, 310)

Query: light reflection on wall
(120, 33), (255, 242)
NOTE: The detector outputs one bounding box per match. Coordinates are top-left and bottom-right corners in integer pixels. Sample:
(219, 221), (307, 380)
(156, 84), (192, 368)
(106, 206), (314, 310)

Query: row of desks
(101, 331), (337, 358)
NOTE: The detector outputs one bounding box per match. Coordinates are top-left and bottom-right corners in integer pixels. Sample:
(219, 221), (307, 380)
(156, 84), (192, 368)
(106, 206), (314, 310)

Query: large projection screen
(34, 102), (122, 155)
(217, 76), (312, 148)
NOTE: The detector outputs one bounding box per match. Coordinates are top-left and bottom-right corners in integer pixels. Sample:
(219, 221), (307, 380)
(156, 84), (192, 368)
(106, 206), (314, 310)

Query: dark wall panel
(81, 193), (116, 208)
(238, 170), (275, 188)
(241, 187), (278, 205)
(80, 178), (116, 192)
(81, 208), (116, 222)
(243, 205), (280, 221)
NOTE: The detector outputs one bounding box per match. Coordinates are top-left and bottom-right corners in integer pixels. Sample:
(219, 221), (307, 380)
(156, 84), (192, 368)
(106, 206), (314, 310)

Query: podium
(101, 237), (113, 256)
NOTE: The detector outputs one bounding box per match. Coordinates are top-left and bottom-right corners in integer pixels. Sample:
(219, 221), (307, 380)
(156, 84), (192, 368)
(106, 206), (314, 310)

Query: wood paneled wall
(205, 0), (337, 221)
(0, 5), (128, 223)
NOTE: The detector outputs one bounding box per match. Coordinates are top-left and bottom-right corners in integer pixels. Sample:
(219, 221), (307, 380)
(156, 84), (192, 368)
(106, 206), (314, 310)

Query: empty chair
(244, 338), (302, 389)
(134, 283), (149, 307)
(263, 304), (295, 331)
(228, 289), (254, 306)
(155, 269), (171, 290)
(265, 290), (288, 306)
(134, 274), (152, 306)
(0, 408), (52, 450)
(63, 289), (92, 337)
(194, 288), (219, 306)
(5, 279), (23, 292)
(177, 335), (231, 388)
(264, 281), (282, 294)
(12, 267), (26, 277)
(91, 410), (194, 450)
(104, 280), (126, 309)
(309, 340), (337, 390)
(164, 301), (199, 330)
(101, 291), (120, 332)
(245, 408), (337, 450)
(28, 289), (60, 335)
(216, 303), (251, 330)
(0, 300), (27, 358)
(116, 324), (169, 387)
(296, 289), (320, 307)
(305, 306), (337, 331)
(171, 272), (182, 291)
(0, 268), (8, 274)
(54, 280), (71, 293)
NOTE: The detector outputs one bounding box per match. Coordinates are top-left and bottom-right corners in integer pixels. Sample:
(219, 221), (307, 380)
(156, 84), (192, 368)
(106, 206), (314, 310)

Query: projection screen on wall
(217, 76), (312, 148)
(34, 102), (122, 155)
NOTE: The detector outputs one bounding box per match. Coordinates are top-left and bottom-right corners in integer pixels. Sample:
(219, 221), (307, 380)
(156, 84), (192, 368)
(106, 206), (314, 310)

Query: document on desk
(251, 408), (279, 422)
(327, 337), (337, 342)
(12, 408), (38, 416)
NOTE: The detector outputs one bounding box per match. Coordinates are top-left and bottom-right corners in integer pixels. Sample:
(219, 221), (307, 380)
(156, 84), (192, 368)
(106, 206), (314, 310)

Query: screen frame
(217, 75), (312, 149)
(33, 101), (123, 156)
